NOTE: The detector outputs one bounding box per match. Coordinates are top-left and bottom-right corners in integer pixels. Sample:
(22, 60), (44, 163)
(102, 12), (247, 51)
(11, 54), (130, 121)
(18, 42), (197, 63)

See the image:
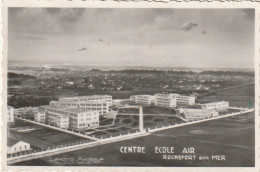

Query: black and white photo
(1, 2), (259, 171)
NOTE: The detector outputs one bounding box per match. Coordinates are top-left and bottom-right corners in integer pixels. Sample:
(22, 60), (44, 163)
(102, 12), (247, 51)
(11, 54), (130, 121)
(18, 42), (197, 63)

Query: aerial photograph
(6, 8), (255, 167)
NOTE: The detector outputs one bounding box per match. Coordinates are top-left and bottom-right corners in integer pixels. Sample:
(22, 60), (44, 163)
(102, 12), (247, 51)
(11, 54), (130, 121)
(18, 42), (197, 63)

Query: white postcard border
(1, 1), (259, 172)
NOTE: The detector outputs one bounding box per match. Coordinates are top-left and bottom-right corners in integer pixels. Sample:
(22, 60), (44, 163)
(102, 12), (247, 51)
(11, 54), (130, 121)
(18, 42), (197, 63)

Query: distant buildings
(179, 101), (229, 120)
(127, 93), (229, 120)
(7, 137), (31, 154)
(180, 108), (219, 119)
(129, 93), (195, 108)
(129, 95), (155, 105)
(41, 105), (99, 130)
(7, 105), (14, 123)
(201, 101), (229, 111)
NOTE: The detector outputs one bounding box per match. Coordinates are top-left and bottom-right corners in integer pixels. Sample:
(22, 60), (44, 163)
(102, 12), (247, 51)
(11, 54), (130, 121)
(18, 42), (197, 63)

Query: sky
(8, 8), (255, 69)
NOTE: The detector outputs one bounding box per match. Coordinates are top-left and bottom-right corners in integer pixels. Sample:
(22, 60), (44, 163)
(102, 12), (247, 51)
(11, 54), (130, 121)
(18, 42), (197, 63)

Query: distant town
(6, 66), (255, 165)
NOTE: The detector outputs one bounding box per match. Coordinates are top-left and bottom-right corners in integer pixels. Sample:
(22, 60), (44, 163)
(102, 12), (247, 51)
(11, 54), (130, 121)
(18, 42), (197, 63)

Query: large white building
(7, 105), (14, 123)
(154, 94), (177, 108)
(42, 106), (99, 130)
(49, 100), (109, 115)
(14, 107), (38, 118)
(7, 138), (31, 154)
(201, 101), (229, 111)
(68, 108), (99, 130)
(34, 110), (46, 123)
(180, 108), (219, 119)
(169, 94), (195, 106)
(154, 93), (195, 108)
(129, 95), (155, 105)
(43, 106), (69, 128)
(59, 95), (112, 106)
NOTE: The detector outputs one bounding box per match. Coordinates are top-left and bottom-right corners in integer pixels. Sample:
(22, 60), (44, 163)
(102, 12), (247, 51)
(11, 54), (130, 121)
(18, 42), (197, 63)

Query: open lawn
(214, 85), (254, 96)
(118, 106), (177, 115)
(99, 118), (114, 126)
(17, 113), (254, 167)
(198, 84), (254, 107)
(113, 114), (183, 129)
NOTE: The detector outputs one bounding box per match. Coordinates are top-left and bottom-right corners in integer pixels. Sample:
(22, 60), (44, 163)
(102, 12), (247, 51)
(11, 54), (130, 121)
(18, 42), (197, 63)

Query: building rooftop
(180, 108), (217, 114)
(64, 108), (97, 113)
(41, 105), (69, 110)
(41, 105), (98, 114)
(14, 107), (38, 111)
(59, 95), (112, 99)
(202, 101), (229, 105)
(50, 100), (108, 104)
(131, 95), (154, 97)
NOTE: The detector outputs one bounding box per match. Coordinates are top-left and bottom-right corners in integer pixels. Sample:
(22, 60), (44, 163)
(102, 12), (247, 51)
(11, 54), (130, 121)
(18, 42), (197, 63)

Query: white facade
(129, 95), (155, 105)
(14, 107), (38, 118)
(7, 105), (14, 123)
(170, 94), (195, 106)
(7, 138), (31, 154)
(42, 106), (99, 130)
(34, 111), (46, 123)
(59, 95), (112, 106)
(69, 110), (99, 130)
(49, 100), (109, 115)
(154, 94), (176, 108)
(202, 101), (229, 111)
(180, 108), (219, 119)
(45, 107), (69, 129)
(154, 93), (195, 108)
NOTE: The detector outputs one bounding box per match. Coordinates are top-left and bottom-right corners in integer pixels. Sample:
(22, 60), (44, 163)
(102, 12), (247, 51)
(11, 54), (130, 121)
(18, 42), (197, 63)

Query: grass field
(214, 85), (254, 96)
(15, 113), (254, 167)
(198, 84), (254, 107)
(113, 114), (183, 129)
(118, 106), (177, 115)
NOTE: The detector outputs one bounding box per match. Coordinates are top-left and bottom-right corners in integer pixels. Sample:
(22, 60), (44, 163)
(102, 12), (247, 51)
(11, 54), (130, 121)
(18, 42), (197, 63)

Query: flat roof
(50, 100), (108, 104)
(41, 105), (69, 110)
(59, 95), (112, 99)
(202, 101), (229, 105)
(65, 108), (97, 113)
(41, 105), (98, 114)
(131, 95), (154, 97)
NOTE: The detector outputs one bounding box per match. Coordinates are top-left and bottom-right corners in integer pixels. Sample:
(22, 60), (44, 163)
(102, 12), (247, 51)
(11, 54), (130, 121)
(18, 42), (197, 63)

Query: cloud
(8, 8), (254, 69)
(78, 47), (87, 51)
(181, 21), (198, 31)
